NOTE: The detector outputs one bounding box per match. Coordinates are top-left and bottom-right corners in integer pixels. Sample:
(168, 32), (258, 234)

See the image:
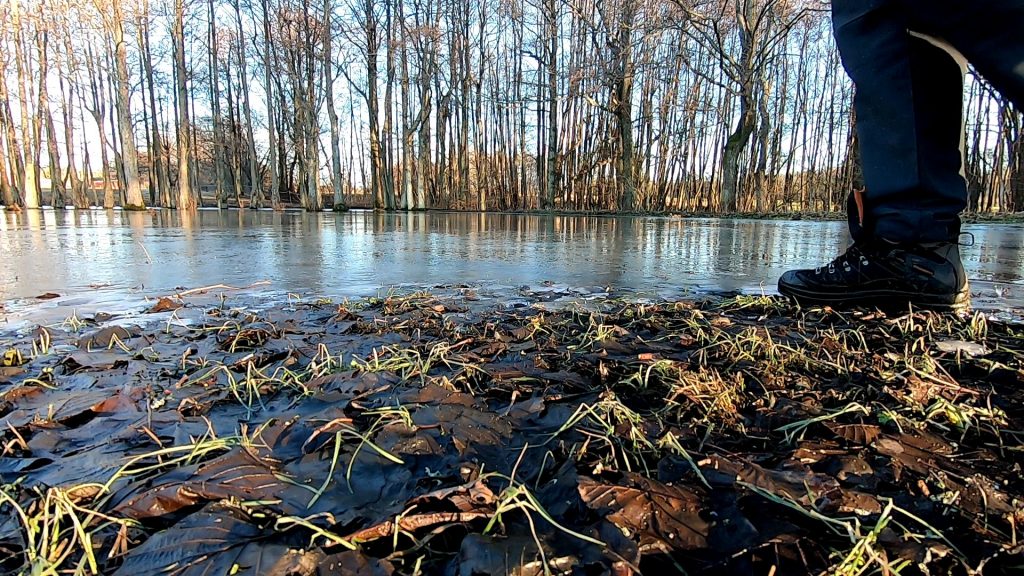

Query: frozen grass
(0, 291), (1021, 574)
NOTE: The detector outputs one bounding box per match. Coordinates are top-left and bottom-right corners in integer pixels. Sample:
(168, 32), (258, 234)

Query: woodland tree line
(0, 0), (1022, 214)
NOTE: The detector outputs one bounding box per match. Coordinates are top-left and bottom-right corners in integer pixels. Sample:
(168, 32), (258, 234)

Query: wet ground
(2, 209), (1024, 326)
(0, 288), (1022, 575)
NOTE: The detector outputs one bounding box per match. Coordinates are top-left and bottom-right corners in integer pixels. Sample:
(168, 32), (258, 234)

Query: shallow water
(2, 208), (1023, 319)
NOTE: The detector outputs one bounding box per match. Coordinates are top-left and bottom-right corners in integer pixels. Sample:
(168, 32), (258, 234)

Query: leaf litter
(0, 289), (1022, 575)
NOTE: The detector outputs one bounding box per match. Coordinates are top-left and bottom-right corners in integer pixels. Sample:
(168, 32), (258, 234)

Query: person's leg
(873, 37), (967, 243)
(833, 0), (967, 243)
(834, 0), (1024, 245)
(777, 0), (970, 310)
(898, 0), (1024, 110)
(778, 0), (1024, 310)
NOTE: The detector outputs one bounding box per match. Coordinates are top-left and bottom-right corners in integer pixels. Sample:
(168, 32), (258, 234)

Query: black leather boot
(778, 240), (969, 311)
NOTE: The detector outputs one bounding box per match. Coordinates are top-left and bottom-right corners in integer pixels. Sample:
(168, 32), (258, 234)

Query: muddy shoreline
(1, 290), (1022, 574)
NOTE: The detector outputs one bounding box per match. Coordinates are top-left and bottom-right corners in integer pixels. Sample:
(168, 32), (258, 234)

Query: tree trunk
(38, 31), (66, 207)
(84, 44), (114, 208)
(721, 92), (756, 212)
(1005, 105), (1024, 211)
(0, 56), (22, 206)
(209, 0), (228, 209)
(415, 0), (435, 211)
(173, 0), (196, 210)
(136, 23), (157, 207)
(366, 0), (384, 210)
(276, 100), (288, 204)
(59, 75), (88, 209)
(474, 2), (486, 211)
(233, 0), (262, 208)
(112, 0), (146, 209)
(260, 0), (281, 209)
(12, 0), (40, 209)
(719, 0), (760, 213)
(140, 0), (169, 208)
(399, 0), (413, 211)
(324, 0), (347, 211)
(225, 53), (244, 206)
(104, 46), (125, 205)
(753, 80), (771, 212)
(613, 0), (636, 212)
(543, 0), (558, 210)
(456, 3), (470, 207)
(0, 113), (12, 206)
(382, 0), (396, 210)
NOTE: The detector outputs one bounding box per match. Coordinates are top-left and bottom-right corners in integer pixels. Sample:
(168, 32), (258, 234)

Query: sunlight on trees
(0, 0), (1020, 212)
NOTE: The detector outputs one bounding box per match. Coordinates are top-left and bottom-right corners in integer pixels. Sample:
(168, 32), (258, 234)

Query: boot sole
(778, 284), (970, 312)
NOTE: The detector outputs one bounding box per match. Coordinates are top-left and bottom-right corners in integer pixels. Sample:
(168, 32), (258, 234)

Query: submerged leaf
(112, 448), (303, 520)
(317, 551), (394, 575)
(65, 350), (131, 370)
(113, 505), (264, 576)
(78, 326), (136, 349)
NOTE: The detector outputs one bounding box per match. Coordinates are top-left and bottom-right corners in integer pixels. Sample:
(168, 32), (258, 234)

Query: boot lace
(815, 244), (872, 276)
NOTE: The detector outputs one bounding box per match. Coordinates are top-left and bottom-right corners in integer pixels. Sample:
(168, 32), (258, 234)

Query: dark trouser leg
(834, 0), (1024, 243)
(897, 0), (1024, 110)
(833, 0), (967, 243)
(776, 0), (1024, 309)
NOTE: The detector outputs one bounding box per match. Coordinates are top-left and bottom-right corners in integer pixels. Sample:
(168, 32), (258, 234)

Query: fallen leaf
(65, 350), (131, 370)
(113, 505), (265, 576)
(934, 339), (990, 357)
(112, 449), (300, 520)
(579, 473), (708, 551)
(78, 326), (136, 349)
(317, 551), (394, 576)
(825, 423), (881, 446)
(148, 297), (183, 313)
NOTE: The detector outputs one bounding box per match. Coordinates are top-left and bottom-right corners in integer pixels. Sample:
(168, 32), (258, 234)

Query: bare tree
(3, 0), (1016, 217)
(104, 0), (147, 209)
(324, 0), (347, 211)
(233, 0), (263, 208)
(675, 0), (816, 211)
(173, 0), (197, 210)
(10, 0), (40, 208)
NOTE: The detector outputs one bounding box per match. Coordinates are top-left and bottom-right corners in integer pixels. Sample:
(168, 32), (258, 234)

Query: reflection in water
(1, 209), (1023, 307)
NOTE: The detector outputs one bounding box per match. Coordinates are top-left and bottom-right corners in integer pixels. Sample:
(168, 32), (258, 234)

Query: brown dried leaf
(148, 297), (183, 313)
(113, 449), (298, 519)
(825, 423), (881, 446)
(406, 478), (498, 511)
(704, 454), (841, 509)
(709, 316), (732, 328)
(317, 551), (394, 576)
(578, 473), (708, 550)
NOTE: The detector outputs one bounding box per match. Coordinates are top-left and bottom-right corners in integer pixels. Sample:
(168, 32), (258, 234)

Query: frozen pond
(2, 208), (1023, 321)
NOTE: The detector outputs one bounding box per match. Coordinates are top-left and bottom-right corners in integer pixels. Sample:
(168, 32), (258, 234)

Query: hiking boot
(777, 240), (969, 311)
